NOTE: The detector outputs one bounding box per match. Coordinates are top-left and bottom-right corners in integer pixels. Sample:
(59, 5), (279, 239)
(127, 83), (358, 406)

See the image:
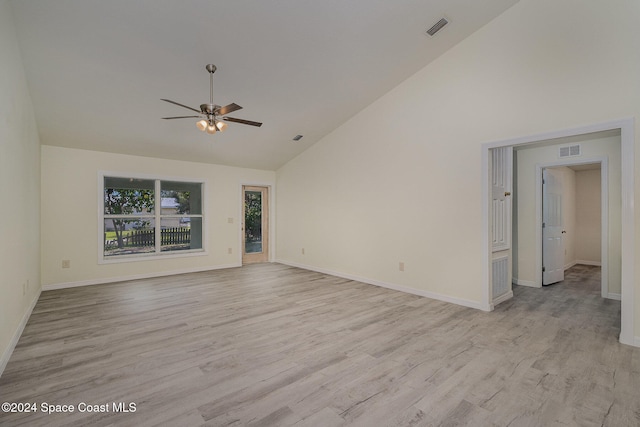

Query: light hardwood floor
(0, 263), (638, 426)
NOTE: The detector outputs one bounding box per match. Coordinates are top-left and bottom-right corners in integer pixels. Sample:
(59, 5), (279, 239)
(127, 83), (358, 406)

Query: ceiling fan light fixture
(216, 121), (227, 132)
(206, 123), (217, 134)
(196, 119), (208, 131)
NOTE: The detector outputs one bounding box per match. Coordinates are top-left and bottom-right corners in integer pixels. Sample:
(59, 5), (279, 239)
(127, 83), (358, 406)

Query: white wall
(576, 169), (602, 264)
(276, 0), (640, 327)
(41, 146), (275, 287)
(515, 135), (620, 291)
(0, 0), (42, 373)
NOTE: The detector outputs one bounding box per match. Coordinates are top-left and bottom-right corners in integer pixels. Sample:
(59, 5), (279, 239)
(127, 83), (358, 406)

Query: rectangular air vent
(559, 144), (581, 158)
(426, 18), (448, 36)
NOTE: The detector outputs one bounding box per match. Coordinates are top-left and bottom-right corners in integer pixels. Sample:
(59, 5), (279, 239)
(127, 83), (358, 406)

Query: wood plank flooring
(0, 263), (638, 426)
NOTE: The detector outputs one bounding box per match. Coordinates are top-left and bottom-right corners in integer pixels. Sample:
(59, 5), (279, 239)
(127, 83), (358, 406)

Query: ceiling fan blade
(162, 115), (201, 119)
(223, 116), (263, 127)
(216, 103), (242, 115)
(161, 99), (201, 114)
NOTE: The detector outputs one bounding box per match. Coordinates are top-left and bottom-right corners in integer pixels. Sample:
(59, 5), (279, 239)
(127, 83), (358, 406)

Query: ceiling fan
(161, 64), (262, 134)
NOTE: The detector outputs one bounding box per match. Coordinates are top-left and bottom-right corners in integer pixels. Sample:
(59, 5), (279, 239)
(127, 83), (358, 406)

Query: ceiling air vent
(426, 18), (448, 36)
(559, 144), (581, 158)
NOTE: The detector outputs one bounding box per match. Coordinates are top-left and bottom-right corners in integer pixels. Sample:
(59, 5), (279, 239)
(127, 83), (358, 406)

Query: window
(101, 175), (204, 261)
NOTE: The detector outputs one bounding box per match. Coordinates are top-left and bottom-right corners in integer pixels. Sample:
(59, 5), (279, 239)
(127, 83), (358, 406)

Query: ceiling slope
(10, 0), (519, 170)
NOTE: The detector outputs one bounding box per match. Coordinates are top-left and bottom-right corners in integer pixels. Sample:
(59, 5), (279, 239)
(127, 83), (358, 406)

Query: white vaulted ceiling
(10, 0), (519, 170)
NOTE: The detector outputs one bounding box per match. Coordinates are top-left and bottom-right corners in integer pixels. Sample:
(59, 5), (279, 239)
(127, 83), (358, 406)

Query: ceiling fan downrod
(206, 64), (216, 105)
(199, 64), (217, 124)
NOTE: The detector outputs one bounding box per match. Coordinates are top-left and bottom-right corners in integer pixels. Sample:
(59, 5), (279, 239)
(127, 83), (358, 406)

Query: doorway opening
(242, 185), (269, 264)
(482, 118), (635, 346)
(540, 163), (605, 295)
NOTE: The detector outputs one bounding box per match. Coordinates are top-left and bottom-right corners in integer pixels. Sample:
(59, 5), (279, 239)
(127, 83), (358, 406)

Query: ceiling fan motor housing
(200, 103), (217, 115)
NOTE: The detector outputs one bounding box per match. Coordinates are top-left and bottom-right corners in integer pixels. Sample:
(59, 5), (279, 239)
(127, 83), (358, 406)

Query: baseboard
(620, 334), (640, 348)
(575, 260), (602, 267)
(607, 293), (621, 301)
(564, 261), (577, 270)
(42, 263), (242, 291)
(275, 259), (484, 310)
(491, 290), (513, 309)
(0, 289), (41, 378)
(513, 278), (538, 288)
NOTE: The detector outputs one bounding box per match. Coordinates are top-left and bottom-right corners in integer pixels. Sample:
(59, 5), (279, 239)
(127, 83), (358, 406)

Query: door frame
(481, 117), (635, 347)
(536, 158), (608, 296)
(239, 183), (275, 264)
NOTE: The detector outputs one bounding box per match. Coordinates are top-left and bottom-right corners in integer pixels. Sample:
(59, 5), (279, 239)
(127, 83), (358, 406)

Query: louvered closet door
(491, 147), (512, 252)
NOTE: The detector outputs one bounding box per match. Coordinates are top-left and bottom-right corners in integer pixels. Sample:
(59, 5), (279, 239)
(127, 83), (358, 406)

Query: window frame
(98, 171), (207, 264)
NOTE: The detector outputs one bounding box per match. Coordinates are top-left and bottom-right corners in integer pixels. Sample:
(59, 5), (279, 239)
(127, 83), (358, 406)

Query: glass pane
(104, 177), (155, 215)
(245, 191), (262, 254)
(161, 181), (202, 215)
(104, 218), (155, 257)
(160, 217), (203, 252)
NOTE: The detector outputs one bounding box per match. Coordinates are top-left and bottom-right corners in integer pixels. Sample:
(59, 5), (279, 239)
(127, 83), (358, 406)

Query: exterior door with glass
(242, 186), (269, 264)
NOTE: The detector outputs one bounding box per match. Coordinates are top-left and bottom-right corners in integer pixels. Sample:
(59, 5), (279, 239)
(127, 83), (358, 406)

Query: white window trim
(98, 171), (207, 264)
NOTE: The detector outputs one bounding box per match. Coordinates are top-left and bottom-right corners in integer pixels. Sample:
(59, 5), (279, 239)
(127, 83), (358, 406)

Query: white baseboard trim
(513, 278), (538, 288)
(275, 259), (484, 311)
(491, 290), (513, 309)
(575, 260), (602, 267)
(607, 293), (621, 301)
(564, 260), (603, 270)
(621, 334), (640, 348)
(42, 263), (242, 291)
(0, 289), (41, 378)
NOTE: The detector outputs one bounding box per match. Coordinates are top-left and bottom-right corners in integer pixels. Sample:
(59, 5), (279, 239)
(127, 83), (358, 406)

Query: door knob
(504, 191), (511, 196)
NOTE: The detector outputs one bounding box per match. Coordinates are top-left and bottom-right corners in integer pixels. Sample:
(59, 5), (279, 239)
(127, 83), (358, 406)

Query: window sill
(98, 249), (207, 265)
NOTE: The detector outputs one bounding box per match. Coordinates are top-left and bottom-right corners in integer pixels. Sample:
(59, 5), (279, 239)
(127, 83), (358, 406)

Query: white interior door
(542, 168), (565, 285)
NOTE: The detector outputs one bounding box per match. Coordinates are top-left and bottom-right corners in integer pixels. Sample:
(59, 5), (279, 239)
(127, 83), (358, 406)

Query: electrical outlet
(228, 248), (232, 254)
(62, 260), (71, 268)
(228, 217), (234, 224)
(301, 248), (305, 255)
(399, 262), (405, 272)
